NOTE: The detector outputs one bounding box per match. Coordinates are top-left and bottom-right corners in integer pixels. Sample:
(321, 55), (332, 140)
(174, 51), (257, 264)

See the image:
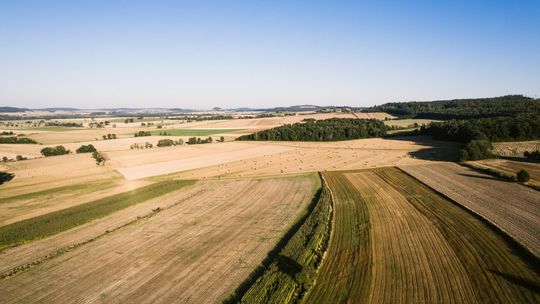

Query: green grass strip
(0, 180), (195, 249)
(225, 173), (333, 304)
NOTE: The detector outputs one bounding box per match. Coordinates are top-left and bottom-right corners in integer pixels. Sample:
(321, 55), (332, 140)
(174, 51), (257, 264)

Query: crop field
(401, 162), (540, 256)
(306, 167), (539, 303)
(492, 140), (540, 157)
(0, 175), (317, 303)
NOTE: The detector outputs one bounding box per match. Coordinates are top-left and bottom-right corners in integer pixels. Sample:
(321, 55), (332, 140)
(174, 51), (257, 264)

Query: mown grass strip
(224, 173), (332, 304)
(0, 180), (195, 250)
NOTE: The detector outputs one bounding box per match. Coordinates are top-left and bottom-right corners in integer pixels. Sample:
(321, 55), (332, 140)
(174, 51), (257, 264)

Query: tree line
(365, 95), (540, 119)
(237, 118), (387, 141)
(0, 137), (38, 144)
(420, 115), (540, 161)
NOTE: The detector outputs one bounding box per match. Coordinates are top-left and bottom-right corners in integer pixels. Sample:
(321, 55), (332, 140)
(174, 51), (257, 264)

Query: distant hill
(364, 95), (540, 119)
(0, 106), (28, 112)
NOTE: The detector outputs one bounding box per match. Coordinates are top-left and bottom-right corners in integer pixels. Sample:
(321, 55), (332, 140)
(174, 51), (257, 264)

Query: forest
(237, 118), (387, 141)
(420, 115), (540, 143)
(365, 95), (540, 119)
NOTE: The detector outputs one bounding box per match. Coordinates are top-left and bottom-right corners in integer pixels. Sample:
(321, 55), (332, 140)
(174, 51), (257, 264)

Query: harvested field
(306, 167), (540, 303)
(154, 137), (458, 180)
(110, 142), (295, 179)
(492, 140), (540, 157)
(468, 158), (540, 186)
(230, 175), (332, 303)
(0, 153), (121, 198)
(0, 179), (151, 226)
(401, 162), (540, 256)
(0, 180), (194, 249)
(0, 175), (318, 303)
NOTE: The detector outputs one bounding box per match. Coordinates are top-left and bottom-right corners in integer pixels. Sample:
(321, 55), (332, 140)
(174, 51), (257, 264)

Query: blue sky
(1, 0), (539, 109)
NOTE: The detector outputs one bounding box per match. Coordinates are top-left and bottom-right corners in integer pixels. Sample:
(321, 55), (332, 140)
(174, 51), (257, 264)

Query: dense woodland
(238, 118), (386, 141)
(421, 115), (540, 143)
(365, 95), (540, 119)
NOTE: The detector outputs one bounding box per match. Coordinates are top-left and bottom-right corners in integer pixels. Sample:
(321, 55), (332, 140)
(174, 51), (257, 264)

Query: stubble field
(306, 167), (539, 303)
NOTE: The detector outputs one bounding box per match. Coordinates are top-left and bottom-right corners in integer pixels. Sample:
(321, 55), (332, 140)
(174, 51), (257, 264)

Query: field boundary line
(223, 172), (333, 303)
(302, 172), (335, 302)
(397, 166), (540, 262)
(0, 188), (208, 280)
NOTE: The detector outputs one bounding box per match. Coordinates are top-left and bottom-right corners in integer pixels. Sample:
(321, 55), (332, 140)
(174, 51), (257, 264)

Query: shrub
(157, 139), (174, 147)
(40, 146), (70, 157)
(92, 151), (105, 165)
(516, 170), (530, 183)
(16, 155), (27, 161)
(76, 144), (97, 153)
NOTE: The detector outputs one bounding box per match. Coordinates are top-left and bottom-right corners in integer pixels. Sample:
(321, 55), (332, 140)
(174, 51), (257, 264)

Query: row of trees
(102, 134), (117, 140)
(41, 146), (70, 157)
(365, 95), (540, 119)
(44, 121), (83, 127)
(187, 137), (213, 144)
(2, 155), (27, 162)
(134, 131), (151, 137)
(157, 139), (184, 147)
(238, 118), (387, 141)
(0, 137), (38, 144)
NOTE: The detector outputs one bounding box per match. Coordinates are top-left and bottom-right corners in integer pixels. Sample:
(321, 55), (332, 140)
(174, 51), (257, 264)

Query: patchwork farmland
(1, 98), (539, 303)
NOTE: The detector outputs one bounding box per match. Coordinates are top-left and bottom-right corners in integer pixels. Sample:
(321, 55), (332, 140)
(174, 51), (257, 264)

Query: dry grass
(306, 167), (540, 303)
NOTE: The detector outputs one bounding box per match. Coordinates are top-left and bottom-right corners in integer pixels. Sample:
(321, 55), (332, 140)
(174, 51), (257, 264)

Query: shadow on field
(276, 254), (302, 279)
(500, 156), (540, 164)
(386, 135), (460, 162)
(0, 172), (14, 185)
(456, 173), (507, 182)
(488, 269), (540, 294)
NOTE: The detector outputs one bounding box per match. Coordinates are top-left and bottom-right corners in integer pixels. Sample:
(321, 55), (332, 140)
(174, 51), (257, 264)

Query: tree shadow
(488, 269), (540, 294)
(384, 135), (461, 162)
(500, 156), (540, 164)
(0, 172), (14, 185)
(275, 254), (302, 279)
(456, 173), (507, 181)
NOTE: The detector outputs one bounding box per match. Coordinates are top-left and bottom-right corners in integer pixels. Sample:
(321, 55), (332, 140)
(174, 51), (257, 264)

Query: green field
(150, 128), (241, 136)
(0, 180), (195, 250)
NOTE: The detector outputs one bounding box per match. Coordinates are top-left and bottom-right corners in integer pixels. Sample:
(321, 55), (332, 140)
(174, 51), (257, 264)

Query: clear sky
(1, 0), (539, 109)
